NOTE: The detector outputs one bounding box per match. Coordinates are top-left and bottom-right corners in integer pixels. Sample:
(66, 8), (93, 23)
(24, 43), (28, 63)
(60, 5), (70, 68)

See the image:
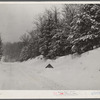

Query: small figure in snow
(45, 64), (53, 68)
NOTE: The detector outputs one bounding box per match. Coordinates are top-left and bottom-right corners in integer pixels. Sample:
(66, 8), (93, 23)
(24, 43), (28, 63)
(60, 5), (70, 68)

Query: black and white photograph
(0, 2), (100, 91)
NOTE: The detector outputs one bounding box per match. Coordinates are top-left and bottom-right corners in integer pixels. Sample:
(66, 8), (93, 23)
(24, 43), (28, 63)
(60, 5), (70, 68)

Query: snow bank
(1, 48), (100, 90)
(20, 48), (100, 89)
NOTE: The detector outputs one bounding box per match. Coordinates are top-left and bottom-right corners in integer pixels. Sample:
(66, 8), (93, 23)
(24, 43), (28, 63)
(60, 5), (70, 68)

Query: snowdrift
(20, 48), (100, 90)
(0, 48), (100, 89)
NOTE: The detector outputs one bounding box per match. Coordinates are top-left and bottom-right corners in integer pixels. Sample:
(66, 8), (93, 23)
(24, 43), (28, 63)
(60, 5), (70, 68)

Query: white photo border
(0, 1), (100, 99)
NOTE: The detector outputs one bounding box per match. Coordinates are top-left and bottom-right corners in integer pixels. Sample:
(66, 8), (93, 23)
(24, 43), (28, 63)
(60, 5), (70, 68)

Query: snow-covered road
(0, 62), (65, 90)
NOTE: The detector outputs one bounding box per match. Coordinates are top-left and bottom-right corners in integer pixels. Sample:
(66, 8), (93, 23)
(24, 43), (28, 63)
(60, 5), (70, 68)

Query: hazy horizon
(0, 4), (62, 43)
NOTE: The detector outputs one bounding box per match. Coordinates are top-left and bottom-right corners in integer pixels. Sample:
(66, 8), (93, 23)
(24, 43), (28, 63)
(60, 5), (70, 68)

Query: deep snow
(0, 48), (100, 90)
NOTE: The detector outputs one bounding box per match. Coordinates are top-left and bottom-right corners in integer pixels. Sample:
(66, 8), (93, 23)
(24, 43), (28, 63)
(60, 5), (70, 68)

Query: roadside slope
(0, 48), (100, 89)
(23, 48), (100, 90)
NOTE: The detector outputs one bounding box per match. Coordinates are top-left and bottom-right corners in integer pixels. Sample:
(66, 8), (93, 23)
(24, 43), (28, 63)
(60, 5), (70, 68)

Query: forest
(1, 4), (100, 62)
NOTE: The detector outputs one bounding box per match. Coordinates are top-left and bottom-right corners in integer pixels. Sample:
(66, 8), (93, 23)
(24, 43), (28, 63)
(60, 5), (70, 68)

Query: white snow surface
(0, 48), (100, 90)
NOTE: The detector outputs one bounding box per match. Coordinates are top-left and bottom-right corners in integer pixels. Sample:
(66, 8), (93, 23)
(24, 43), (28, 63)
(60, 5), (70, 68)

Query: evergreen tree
(48, 5), (81, 58)
(19, 46), (29, 61)
(19, 4), (100, 61)
(70, 4), (100, 54)
(39, 9), (60, 59)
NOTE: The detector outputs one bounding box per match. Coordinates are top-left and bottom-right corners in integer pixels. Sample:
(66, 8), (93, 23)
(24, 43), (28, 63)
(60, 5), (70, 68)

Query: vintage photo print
(0, 1), (100, 98)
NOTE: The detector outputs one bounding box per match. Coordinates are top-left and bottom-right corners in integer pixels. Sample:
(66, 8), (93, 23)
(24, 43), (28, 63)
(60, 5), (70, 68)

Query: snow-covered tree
(70, 4), (100, 54)
(19, 4), (100, 61)
(38, 8), (61, 59)
(48, 4), (81, 58)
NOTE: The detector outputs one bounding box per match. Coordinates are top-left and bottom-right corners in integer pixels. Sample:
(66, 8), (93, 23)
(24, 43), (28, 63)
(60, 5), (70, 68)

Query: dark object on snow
(45, 64), (53, 68)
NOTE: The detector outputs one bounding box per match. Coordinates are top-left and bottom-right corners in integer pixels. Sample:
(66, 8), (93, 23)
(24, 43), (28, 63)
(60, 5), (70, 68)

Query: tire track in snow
(0, 62), (66, 90)
(17, 64), (66, 90)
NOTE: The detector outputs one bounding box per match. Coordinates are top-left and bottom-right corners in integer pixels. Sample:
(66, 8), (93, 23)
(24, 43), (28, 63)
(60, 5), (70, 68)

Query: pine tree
(70, 4), (100, 54)
(39, 9), (60, 59)
(19, 46), (29, 61)
(48, 5), (80, 58)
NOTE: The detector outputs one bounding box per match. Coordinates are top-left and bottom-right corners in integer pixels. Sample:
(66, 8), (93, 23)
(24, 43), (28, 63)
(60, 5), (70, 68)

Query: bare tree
(20, 33), (30, 46)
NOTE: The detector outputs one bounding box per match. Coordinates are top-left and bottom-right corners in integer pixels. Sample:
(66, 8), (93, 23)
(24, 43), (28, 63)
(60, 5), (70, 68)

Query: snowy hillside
(0, 48), (100, 90)
(22, 48), (100, 90)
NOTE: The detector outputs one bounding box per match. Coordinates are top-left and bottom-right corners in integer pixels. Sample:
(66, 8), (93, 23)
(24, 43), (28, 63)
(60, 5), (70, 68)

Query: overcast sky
(0, 4), (62, 43)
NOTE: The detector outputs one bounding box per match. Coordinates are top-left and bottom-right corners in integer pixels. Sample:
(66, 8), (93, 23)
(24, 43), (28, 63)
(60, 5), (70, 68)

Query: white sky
(0, 3), (62, 43)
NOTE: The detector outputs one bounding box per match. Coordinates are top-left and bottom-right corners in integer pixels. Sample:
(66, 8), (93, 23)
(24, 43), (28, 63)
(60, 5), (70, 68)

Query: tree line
(1, 4), (100, 62)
